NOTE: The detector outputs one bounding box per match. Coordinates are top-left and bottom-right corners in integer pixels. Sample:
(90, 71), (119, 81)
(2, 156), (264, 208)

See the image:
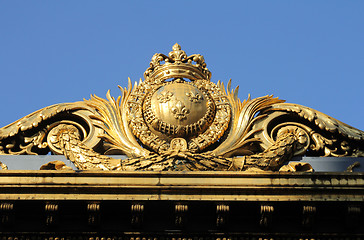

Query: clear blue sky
(1, 1), (364, 131)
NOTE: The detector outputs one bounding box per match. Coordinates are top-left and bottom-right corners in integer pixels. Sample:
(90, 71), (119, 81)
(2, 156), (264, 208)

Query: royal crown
(144, 43), (211, 83)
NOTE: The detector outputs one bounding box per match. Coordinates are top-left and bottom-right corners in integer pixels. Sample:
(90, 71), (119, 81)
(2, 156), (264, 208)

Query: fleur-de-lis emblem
(157, 91), (173, 103)
(169, 43), (187, 64)
(171, 100), (190, 120)
(186, 91), (203, 103)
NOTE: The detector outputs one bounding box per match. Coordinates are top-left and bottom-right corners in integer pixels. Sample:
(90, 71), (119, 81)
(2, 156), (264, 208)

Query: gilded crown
(144, 43), (211, 83)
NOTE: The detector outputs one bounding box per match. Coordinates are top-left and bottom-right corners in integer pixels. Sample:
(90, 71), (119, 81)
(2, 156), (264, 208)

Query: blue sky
(1, 1), (364, 131)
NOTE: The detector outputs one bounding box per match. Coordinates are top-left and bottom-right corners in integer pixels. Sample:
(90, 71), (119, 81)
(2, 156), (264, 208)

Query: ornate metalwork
(157, 90), (173, 103)
(1, 44), (364, 171)
(186, 91), (203, 103)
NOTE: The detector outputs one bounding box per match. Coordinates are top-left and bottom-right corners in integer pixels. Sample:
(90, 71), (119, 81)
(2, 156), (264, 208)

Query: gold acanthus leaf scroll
(268, 103), (364, 141)
(0, 102), (104, 155)
(253, 103), (364, 158)
(36, 79), (364, 171)
(1, 79), (364, 171)
(70, 77), (364, 170)
(48, 119), (310, 171)
(1, 44), (364, 171)
(211, 80), (284, 158)
(83, 79), (150, 158)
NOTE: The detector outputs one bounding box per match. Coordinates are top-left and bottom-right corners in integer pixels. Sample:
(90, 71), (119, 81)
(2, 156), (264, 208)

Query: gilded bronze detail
(157, 90), (173, 103)
(144, 81), (216, 139)
(1, 44), (364, 171)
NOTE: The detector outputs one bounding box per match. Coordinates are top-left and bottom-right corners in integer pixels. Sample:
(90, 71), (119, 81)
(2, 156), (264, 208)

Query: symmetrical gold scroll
(1, 44), (363, 171)
(0, 102), (104, 155)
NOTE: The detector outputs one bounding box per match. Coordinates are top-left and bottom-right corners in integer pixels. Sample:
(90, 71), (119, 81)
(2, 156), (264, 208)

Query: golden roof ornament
(144, 43), (211, 83)
(131, 44), (229, 155)
(0, 44), (364, 171)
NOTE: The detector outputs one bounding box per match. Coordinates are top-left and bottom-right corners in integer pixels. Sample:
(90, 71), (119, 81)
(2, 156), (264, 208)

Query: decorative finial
(169, 44), (187, 63)
(172, 43), (181, 51)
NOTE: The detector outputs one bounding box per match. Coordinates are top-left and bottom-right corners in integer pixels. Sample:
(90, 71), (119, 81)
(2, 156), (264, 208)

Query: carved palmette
(0, 44), (363, 171)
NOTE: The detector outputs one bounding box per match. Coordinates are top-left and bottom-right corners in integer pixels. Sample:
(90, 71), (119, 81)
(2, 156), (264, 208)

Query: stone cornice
(0, 171), (363, 201)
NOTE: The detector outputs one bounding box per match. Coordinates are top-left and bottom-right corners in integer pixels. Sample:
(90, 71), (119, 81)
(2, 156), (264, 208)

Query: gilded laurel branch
(47, 124), (121, 170)
(230, 127), (313, 171)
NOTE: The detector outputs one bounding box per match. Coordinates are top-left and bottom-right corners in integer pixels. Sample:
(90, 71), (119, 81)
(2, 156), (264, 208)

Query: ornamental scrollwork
(1, 44), (363, 172)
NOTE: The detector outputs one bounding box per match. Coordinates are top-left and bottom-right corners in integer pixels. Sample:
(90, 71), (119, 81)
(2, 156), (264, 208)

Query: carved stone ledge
(0, 171), (363, 201)
(3, 234), (364, 240)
